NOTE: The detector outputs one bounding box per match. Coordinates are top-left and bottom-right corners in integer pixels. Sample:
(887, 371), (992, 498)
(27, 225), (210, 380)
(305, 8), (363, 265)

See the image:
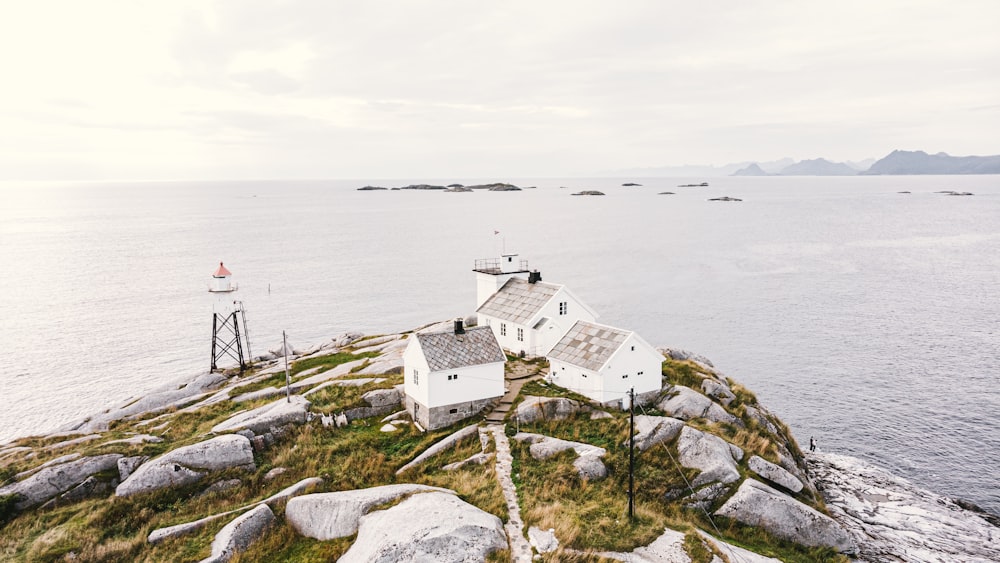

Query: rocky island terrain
(1, 321), (998, 562)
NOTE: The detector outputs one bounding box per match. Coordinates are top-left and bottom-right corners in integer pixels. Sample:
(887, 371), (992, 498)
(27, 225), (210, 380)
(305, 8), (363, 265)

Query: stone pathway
(484, 373), (541, 424)
(488, 425), (534, 563)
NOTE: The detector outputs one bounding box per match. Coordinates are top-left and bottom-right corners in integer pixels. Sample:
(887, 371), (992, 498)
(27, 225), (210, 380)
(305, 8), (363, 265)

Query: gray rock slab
(43, 434), (102, 450)
(748, 455), (803, 493)
(513, 433), (606, 461)
(74, 372), (228, 432)
(528, 526), (559, 553)
(231, 387), (282, 403)
(597, 527), (690, 563)
(104, 434), (164, 446)
(293, 363), (357, 388)
(396, 424), (480, 474)
(263, 476), (323, 504)
(116, 435), (254, 497)
(697, 531), (782, 563)
(354, 354), (404, 376)
(338, 491), (507, 563)
(627, 415), (685, 452)
(442, 452), (494, 471)
(381, 410), (410, 423)
(657, 386), (738, 425)
(148, 476), (322, 544)
(0, 453), (122, 510)
(715, 479), (855, 553)
(573, 455), (608, 480)
(117, 455), (148, 482)
(514, 432), (608, 480)
(807, 452), (1000, 561)
(331, 331), (365, 348)
(701, 379), (736, 407)
(263, 467), (287, 481)
(676, 426), (742, 487)
(14, 453), (81, 480)
(211, 395), (310, 434)
(744, 405), (780, 436)
(150, 512), (233, 544)
(286, 484), (451, 540)
(362, 388), (401, 408)
(516, 395), (583, 423)
(658, 348), (713, 367)
(200, 504), (275, 563)
(51, 475), (113, 505)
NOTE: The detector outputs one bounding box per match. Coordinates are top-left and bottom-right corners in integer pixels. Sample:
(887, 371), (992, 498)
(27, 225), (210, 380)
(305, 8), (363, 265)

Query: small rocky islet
(1, 324), (998, 562)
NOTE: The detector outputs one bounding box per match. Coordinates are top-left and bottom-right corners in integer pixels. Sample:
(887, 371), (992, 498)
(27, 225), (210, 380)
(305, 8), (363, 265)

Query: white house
(403, 319), (507, 430)
(546, 320), (663, 408)
(476, 276), (598, 357)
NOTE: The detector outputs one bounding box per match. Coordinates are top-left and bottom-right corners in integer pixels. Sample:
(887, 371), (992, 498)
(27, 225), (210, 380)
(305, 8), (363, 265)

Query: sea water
(1, 176), (997, 514)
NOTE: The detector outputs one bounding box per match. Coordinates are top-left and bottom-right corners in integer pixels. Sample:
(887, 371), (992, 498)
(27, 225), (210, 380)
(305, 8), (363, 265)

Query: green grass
(661, 359), (710, 389)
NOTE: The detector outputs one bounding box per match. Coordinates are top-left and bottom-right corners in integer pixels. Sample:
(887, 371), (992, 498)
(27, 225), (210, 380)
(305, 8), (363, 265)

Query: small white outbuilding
(546, 320), (663, 408)
(403, 319), (507, 430)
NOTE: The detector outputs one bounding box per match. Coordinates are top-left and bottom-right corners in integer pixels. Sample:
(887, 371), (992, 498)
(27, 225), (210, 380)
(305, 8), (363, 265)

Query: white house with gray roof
(403, 319), (507, 430)
(546, 320), (663, 407)
(476, 276), (598, 357)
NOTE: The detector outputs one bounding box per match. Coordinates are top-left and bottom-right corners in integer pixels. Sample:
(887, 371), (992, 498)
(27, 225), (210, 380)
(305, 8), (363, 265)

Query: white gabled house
(476, 273), (598, 357)
(546, 320), (663, 408)
(403, 319), (507, 430)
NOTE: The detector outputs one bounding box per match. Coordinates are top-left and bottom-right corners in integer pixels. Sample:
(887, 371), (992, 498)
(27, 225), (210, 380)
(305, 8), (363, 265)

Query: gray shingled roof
(547, 321), (630, 372)
(416, 326), (506, 372)
(476, 277), (560, 325)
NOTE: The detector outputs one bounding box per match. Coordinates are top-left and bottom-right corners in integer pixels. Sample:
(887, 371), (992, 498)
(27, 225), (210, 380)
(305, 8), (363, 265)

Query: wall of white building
(403, 340), (431, 407)
(424, 361), (504, 408)
(481, 286), (597, 357)
(600, 334), (663, 404)
(547, 333), (662, 406)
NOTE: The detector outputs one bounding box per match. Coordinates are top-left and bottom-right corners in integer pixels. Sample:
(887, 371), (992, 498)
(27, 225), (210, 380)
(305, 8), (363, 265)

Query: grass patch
(661, 359), (709, 389)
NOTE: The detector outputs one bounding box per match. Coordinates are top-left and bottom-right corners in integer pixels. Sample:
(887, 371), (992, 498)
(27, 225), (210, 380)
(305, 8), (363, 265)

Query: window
(622, 374), (629, 379)
(447, 374), (459, 381)
(558, 301), (568, 315)
(517, 327), (524, 342)
(413, 369), (419, 385)
(638, 371), (644, 376)
(500, 323), (506, 336)
(631, 345), (635, 351)
(449, 408), (458, 414)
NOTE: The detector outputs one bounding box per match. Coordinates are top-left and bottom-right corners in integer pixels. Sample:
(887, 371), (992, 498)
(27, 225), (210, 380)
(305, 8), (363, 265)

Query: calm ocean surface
(1, 176), (998, 513)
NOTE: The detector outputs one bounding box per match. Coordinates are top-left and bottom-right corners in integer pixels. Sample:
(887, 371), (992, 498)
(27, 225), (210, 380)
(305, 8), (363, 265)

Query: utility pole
(283, 330), (291, 403)
(628, 387), (635, 521)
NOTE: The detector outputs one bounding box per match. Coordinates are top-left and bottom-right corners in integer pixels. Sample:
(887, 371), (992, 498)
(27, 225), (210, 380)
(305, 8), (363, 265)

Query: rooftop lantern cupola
(209, 262), (237, 293)
(473, 252), (531, 309)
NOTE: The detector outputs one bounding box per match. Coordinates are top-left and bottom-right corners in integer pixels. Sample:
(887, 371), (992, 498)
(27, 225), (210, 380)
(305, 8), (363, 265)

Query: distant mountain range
(609, 150), (1000, 177)
(861, 150), (1000, 175)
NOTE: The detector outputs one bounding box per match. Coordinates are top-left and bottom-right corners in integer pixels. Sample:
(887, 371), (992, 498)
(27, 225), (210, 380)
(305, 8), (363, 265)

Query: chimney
(454, 317), (465, 335)
(528, 270), (542, 284)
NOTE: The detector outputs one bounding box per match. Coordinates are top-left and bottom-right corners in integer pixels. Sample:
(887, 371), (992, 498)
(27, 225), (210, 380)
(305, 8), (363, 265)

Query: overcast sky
(1, 1), (998, 180)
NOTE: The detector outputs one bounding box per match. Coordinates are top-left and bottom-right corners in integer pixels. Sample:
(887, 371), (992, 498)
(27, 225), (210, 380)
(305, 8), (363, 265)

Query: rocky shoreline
(1, 325), (997, 562)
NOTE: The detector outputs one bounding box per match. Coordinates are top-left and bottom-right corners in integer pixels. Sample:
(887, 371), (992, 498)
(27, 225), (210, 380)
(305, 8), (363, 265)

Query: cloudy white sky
(1, 1), (998, 180)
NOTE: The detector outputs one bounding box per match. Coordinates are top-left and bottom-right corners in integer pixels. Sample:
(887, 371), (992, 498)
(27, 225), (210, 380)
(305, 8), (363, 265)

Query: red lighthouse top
(213, 262), (232, 277)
